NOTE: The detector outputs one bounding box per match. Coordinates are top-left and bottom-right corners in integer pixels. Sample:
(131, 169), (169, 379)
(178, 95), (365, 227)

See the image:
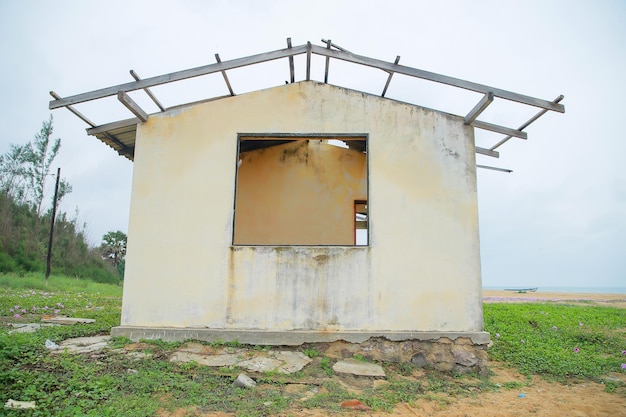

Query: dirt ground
(160, 362), (626, 417)
(160, 290), (626, 417)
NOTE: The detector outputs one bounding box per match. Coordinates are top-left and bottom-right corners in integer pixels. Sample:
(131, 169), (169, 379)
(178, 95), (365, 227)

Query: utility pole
(45, 167), (61, 284)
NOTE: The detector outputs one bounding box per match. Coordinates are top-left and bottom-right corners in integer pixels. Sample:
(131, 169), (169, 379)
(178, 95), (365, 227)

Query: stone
(233, 373), (256, 388)
(45, 339), (59, 350)
(332, 359), (385, 377)
(411, 352), (427, 368)
(452, 364), (476, 375)
(453, 350), (479, 367)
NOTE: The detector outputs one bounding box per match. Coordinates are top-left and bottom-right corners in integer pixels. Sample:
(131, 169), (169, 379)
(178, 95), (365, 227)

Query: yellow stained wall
(234, 140), (367, 245)
(121, 81), (482, 332)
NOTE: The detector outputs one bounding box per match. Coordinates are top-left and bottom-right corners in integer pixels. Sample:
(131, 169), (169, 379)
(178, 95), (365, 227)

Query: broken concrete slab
(332, 359), (385, 377)
(169, 347), (312, 375)
(237, 356), (283, 373)
(170, 351), (241, 367)
(7, 323), (58, 334)
(272, 351), (313, 374)
(238, 351), (311, 374)
(51, 335), (110, 354)
(41, 317), (95, 325)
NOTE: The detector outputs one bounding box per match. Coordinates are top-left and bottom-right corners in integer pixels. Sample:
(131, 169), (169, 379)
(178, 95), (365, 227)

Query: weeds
(303, 348), (318, 358)
(319, 357), (334, 377)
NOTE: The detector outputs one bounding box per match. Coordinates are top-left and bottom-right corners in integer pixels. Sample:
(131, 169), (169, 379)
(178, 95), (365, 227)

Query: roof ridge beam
(50, 44), (309, 109)
(309, 44), (564, 113)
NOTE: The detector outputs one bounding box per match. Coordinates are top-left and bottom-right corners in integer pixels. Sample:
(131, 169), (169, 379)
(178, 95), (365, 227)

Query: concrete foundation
(111, 327), (490, 375)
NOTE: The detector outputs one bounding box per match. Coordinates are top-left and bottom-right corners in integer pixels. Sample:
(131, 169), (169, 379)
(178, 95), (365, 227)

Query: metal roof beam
(130, 70), (166, 111)
(49, 44), (309, 109)
(477, 164), (512, 173)
(310, 45), (564, 113)
(490, 94), (565, 151)
(49, 91), (96, 127)
(287, 38), (295, 83)
(306, 42), (311, 81)
(464, 92), (494, 125)
(117, 92), (148, 122)
(476, 147), (499, 158)
(473, 120), (527, 139)
(381, 56), (400, 97)
(324, 39), (331, 83)
(321, 39), (351, 53)
(215, 54), (235, 96)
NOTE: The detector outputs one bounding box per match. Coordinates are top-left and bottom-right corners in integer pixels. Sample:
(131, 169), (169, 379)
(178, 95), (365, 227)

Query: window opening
(354, 201), (368, 246)
(234, 134), (368, 245)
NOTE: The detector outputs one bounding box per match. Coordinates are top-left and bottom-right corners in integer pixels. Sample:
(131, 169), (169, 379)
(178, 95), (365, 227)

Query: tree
(24, 116), (72, 216)
(101, 230), (127, 270)
(0, 143), (29, 202)
(0, 116), (72, 214)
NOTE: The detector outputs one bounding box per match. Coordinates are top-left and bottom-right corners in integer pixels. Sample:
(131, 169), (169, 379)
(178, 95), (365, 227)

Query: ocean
(483, 286), (626, 295)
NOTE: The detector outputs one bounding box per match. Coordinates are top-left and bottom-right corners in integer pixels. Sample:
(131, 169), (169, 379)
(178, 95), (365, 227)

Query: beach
(483, 289), (626, 309)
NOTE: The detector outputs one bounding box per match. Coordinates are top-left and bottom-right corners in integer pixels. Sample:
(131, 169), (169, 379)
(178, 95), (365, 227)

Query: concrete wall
(234, 140), (367, 245)
(119, 81), (482, 334)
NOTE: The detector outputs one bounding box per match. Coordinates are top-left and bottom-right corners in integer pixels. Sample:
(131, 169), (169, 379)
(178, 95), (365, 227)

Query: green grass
(1, 272), (625, 415)
(484, 302), (626, 380)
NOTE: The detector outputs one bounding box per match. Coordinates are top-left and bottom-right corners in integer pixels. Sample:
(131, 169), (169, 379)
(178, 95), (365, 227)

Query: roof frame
(49, 38), (564, 161)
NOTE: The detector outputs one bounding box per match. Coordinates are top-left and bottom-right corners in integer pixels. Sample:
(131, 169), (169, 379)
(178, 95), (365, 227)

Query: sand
(483, 289), (626, 309)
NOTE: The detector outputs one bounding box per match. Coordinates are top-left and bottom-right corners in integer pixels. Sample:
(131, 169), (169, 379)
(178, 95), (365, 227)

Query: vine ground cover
(484, 302), (626, 380)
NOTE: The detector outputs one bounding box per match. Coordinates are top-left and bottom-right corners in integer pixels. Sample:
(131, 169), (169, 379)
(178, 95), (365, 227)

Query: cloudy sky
(1, 0), (624, 288)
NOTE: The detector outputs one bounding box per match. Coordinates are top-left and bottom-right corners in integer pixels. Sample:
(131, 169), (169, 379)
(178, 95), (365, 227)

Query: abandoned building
(50, 39), (564, 373)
